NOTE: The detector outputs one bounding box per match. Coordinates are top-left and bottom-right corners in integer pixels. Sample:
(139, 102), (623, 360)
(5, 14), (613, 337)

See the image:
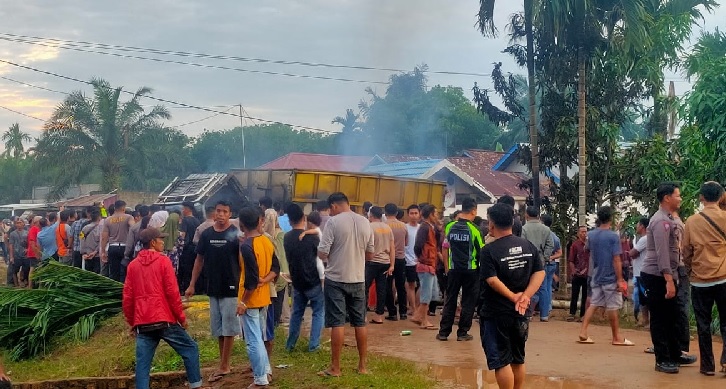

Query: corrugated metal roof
(156, 173), (246, 205)
(363, 159), (443, 178)
(258, 152), (373, 172)
(54, 193), (117, 208)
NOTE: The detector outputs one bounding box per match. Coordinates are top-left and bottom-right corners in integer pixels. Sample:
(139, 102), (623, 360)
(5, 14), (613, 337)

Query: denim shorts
(418, 271), (437, 304)
(209, 296), (242, 337)
(324, 280), (366, 328)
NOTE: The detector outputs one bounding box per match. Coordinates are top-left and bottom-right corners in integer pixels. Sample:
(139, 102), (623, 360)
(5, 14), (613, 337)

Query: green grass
(3, 296), (437, 389)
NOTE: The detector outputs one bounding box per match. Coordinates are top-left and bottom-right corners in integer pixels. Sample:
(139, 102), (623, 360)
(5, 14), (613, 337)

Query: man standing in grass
(284, 203), (325, 352)
(186, 200), (241, 383)
(479, 203), (544, 389)
(124, 227), (203, 389)
(237, 207), (279, 388)
(318, 192), (374, 377)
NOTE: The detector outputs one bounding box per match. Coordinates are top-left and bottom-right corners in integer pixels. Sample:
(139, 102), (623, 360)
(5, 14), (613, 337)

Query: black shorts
(324, 280), (366, 328)
(405, 265), (419, 283)
(480, 315), (529, 370)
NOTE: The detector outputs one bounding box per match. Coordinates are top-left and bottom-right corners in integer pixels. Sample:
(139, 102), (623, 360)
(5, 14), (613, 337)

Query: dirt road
(362, 316), (724, 388)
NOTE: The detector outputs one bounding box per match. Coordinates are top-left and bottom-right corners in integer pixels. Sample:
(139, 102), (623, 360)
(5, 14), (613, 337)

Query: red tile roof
(446, 149), (530, 198)
(258, 153), (374, 172)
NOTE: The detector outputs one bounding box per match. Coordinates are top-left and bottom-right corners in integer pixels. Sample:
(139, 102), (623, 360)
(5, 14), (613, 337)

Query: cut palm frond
(0, 261), (122, 360)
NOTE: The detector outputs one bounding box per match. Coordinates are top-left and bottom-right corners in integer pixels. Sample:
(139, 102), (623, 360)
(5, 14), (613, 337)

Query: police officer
(641, 183), (696, 374)
(436, 198), (484, 342)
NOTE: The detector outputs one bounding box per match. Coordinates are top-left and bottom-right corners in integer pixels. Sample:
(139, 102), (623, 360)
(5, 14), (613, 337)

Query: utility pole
(239, 104), (246, 168)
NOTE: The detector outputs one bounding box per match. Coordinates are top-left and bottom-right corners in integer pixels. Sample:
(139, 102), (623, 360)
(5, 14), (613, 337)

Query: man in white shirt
(404, 205), (421, 316)
(629, 217), (650, 327)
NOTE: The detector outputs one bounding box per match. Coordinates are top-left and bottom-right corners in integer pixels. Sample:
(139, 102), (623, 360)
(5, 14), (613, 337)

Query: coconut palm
(478, 0), (542, 207)
(2, 123), (32, 159)
(332, 109), (361, 133)
(34, 78), (170, 199)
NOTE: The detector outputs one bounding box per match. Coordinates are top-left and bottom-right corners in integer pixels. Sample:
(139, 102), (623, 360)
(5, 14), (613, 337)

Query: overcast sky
(0, 0), (723, 147)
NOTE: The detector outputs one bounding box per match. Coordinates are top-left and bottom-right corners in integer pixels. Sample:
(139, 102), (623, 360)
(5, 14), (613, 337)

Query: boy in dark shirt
(479, 203), (545, 389)
(283, 203), (325, 351)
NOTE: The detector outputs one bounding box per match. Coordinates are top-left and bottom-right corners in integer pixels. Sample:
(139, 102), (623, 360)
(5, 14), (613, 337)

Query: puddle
(425, 364), (601, 389)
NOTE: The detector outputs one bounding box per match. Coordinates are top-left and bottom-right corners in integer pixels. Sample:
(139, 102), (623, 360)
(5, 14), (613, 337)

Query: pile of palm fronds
(0, 261), (123, 360)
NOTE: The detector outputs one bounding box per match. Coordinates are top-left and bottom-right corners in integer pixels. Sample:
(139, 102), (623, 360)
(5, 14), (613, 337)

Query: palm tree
(478, 0), (542, 208)
(2, 123), (32, 159)
(34, 78), (170, 198)
(331, 109), (361, 133)
(542, 0), (650, 225)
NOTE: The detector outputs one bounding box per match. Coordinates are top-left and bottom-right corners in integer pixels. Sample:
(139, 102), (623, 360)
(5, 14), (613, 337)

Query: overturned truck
(156, 170), (445, 215)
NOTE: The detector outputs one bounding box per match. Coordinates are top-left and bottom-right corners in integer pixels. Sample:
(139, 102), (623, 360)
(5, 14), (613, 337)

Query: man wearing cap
(123, 227), (203, 389)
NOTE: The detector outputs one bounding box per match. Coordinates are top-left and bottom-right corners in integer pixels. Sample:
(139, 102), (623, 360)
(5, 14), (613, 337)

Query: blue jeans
(531, 262), (557, 319)
(286, 284), (325, 351)
(135, 324), (202, 389)
(633, 276), (642, 318)
(240, 308), (271, 385)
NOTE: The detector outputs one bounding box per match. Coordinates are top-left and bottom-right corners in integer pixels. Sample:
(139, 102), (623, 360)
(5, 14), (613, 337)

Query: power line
(0, 75), (70, 95)
(0, 36), (390, 85)
(0, 104), (45, 121)
(175, 106), (235, 127)
(0, 32), (494, 78)
(0, 58), (337, 134)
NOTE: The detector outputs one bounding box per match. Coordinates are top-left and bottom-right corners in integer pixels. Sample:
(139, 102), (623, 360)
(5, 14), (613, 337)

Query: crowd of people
(2, 181), (726, 388)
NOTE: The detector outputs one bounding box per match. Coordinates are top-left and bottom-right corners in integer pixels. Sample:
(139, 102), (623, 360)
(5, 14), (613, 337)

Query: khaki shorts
(590, 282), (623, 310)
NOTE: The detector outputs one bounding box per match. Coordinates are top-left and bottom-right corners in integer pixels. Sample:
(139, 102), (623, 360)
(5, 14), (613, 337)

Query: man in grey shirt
(101, 200), (134, 281)
(124, 205), (150, 261)
(641, 183), (696, 374)
(317, 192), (374, 378)
(521, 206), (554, 321)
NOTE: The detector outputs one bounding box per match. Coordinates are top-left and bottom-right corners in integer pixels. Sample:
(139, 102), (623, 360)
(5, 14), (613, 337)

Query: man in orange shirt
(55, 210), (76, 265)
(237, 206), (279, 388)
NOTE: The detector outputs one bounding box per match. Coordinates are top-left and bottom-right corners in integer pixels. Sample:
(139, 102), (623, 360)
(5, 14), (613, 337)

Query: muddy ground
(171, 311), (724, 388)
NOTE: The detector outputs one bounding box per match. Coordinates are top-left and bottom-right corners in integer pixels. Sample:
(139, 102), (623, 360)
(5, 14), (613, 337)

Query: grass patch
(3, 296), (437, 388)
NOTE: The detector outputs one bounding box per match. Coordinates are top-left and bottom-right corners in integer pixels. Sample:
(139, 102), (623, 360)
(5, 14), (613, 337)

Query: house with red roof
(258, 152), (374, 172)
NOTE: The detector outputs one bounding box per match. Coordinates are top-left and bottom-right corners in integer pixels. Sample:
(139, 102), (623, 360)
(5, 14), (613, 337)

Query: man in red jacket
(123, 228), (203, 389)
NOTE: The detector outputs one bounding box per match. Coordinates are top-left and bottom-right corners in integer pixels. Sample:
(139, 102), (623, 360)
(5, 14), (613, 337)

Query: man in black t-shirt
(178, 201), (201, 294)
(478, 203), (545, 389)
(283, 203), (325, 352)
(185, 200), (241, 383)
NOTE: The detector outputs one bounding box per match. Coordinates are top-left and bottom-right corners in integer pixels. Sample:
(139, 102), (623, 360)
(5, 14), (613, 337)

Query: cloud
(0, 0), (722, 142)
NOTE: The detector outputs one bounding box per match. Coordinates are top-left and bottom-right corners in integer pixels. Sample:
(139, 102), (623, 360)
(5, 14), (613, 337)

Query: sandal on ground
(644, 346), (655, 354)
(208, 371), (230, 382)
(420, 324), (439, 330)
(577, 336), (594, 344)
(369, 319), (384, 324)
(612, 338), (635, 346)
(317, 370), (341, 378)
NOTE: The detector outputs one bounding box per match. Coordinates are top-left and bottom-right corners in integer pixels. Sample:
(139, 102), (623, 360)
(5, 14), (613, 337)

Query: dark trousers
(107, 245), (125, 282)
(692, 283), (726, 373)
(365, 262), (389, 315)
(676, 266), (691, 352)
(385, 258), (407, 317)
(641, 273), (681, 364)
(439, 270), (480, 338)
(569, 276), (588, 317)
(86, 257), (101, 274)
(429, 266), (447, 314)
(273, 287), (286, 327)
(72, 250), (83, 268)
(177, 244), (196, 295)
